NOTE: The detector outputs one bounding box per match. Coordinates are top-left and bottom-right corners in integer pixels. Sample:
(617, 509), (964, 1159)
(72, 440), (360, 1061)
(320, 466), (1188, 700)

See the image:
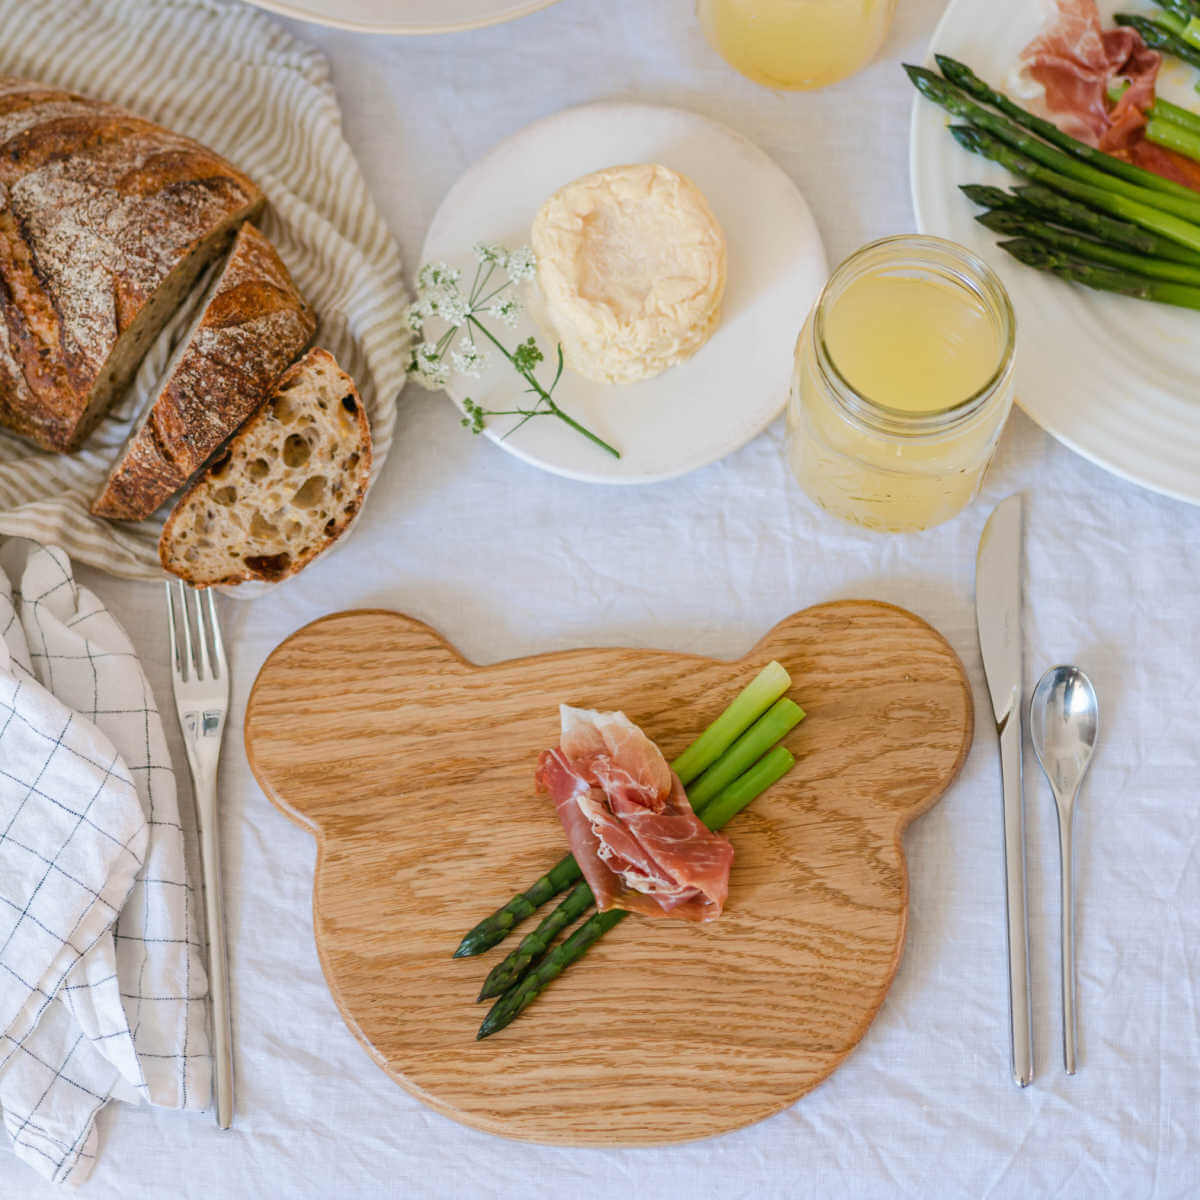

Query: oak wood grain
(244, 600), (973, 1145)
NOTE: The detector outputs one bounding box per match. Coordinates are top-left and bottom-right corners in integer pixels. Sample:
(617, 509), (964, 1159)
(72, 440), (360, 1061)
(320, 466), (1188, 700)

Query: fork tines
(165, 580), (227, 684)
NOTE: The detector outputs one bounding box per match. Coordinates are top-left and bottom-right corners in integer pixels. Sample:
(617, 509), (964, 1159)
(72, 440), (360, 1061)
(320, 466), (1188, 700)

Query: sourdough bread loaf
(92, 223), (315, 520)
(0, 77), (263, 452)
(159, 348), (372, 586)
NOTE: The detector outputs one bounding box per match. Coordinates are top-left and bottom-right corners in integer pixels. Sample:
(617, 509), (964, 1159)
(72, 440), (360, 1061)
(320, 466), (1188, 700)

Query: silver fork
(165, 581), (234, 1130)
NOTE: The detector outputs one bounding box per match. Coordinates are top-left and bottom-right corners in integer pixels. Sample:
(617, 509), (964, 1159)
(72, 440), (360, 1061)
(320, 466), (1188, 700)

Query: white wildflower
(416, 261), (461, 294)
(487, 296), (521, 327)
(410, 341), (450, 390)
(505, 246), (536, 282)
(403, 299), (431, 335)
(473, 242), (509, 268)
(451, 341), (488, 377)
(429, 288), (470, 327)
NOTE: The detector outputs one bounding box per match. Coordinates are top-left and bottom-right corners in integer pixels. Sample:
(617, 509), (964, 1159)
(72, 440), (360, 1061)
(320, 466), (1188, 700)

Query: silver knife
(975, 494), (1033, 1088)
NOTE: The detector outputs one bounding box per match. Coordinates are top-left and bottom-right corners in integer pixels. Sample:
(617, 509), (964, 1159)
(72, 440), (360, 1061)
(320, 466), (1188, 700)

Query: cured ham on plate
(911, 0), (1200, 505)
(537, 706), (734, 922)
(1014, 0), (1200, 188)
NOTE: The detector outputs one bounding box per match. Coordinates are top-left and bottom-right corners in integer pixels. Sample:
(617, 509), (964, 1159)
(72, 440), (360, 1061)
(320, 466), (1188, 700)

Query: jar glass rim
(812, 234), (1016, 436)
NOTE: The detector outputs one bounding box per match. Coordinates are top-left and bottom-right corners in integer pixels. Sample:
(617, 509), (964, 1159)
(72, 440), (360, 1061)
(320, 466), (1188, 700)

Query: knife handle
(999, 712), (1033, 1087)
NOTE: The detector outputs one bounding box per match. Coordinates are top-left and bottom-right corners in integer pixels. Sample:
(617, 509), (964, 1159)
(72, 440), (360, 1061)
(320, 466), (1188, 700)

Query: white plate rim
(240, 0), (561, 36)
(909, 0), (1200, 506)
(420, 99), (827, 486)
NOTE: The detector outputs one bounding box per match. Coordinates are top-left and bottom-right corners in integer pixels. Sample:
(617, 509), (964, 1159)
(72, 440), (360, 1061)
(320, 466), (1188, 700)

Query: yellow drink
(823, 273), (1003, 413)
(697, 0), (896, 91)
(787, 237), (1017, 533)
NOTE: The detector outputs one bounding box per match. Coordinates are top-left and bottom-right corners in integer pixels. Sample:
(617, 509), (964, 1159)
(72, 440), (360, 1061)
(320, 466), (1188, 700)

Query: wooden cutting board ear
(245, 600), (972, 1145)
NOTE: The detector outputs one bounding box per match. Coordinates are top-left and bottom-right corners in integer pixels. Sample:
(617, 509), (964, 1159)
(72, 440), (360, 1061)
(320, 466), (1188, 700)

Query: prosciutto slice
(1016, 0), (1200, 190)
(536, 706), (734, 922)
(1018, 0), (1159, 149)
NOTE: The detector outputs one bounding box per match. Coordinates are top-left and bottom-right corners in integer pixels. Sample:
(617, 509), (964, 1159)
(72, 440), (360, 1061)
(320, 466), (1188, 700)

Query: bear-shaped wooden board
(244, 601), (972, 1144)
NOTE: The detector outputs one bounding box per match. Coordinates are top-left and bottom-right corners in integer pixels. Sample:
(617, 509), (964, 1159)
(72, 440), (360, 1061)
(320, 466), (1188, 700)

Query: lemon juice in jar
(697, 0), (896, 91)
(787, 236), (1016, 532)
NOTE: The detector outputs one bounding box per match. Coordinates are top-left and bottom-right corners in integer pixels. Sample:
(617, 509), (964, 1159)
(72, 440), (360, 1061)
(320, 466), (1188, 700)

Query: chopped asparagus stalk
(1153, 96), (1200, 137)
(686, 698), (805, 809)
(1146, 114), (1200, 166)
(670, 660), (791, 785)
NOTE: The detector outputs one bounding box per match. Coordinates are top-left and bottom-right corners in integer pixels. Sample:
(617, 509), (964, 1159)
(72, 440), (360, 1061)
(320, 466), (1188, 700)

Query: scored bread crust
(159, 348), (372, 587)
(92, 223), (316, 520)
(0, 77), (263, 452)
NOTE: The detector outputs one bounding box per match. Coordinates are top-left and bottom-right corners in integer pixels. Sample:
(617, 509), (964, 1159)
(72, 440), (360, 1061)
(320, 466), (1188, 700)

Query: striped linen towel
(0, 0), (409, 582)
(0, 542), (208, 1185)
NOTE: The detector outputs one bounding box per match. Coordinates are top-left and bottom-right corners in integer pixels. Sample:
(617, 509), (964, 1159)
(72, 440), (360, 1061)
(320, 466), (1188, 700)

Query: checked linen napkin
(0, 542), (210, 1184)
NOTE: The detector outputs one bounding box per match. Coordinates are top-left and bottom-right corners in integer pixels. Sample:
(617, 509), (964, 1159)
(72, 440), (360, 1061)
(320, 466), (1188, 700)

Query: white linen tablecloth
(3, 0), (1198, 1195)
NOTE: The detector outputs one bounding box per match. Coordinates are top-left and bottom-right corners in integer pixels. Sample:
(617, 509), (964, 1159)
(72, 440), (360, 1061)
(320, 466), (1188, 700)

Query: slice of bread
(159, 348), (371, 586)
(92, 222), (316, 521)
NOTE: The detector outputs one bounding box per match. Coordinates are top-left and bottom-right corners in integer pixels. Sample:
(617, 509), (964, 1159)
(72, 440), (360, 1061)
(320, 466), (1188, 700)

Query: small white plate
(911, 0), (1200, 505)
(420, 102), (827, 485)
(242, 0), (560, 36)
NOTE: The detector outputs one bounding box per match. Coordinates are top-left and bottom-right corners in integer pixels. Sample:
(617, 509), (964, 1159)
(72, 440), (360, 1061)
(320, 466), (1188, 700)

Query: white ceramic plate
(420, 102), (827, 485)
(242, 0), (560, 35)
(911, 0), (1200, 504)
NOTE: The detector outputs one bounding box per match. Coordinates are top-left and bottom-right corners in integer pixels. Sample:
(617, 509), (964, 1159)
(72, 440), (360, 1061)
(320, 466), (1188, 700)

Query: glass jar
(697, 0), (897, 91)
(787, 235), (1017, 533)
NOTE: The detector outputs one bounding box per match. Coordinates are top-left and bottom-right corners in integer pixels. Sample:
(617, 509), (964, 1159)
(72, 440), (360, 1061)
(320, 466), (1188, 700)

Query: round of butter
(530, 163), (727, 386)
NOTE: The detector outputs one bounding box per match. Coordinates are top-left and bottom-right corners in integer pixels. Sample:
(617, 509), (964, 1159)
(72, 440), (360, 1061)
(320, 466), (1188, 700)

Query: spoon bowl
(1030, 664), (1099, 1077)
(1031, 666), (1100, 794)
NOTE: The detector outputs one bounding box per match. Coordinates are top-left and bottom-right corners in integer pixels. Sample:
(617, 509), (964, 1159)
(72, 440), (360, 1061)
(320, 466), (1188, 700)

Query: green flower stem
(466, 316), (621, 459)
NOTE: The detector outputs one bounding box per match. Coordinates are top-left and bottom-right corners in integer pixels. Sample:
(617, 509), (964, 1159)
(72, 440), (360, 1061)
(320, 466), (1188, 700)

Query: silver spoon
(1030, 665), (1100, 1076)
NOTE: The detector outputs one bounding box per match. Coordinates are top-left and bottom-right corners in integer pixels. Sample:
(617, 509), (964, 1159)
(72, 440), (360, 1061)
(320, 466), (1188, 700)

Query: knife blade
(975, 494), (1033, 1088)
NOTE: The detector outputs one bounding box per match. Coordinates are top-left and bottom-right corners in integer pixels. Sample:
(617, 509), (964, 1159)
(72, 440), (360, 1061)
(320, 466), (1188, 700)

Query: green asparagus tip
(959, 183), (1023, 210)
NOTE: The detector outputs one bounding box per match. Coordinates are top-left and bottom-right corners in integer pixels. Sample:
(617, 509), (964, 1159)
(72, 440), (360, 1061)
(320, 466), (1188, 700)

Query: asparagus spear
(977, 209), (1200, 284)
(1149, 0), (1200, 23)
(949, 125), (1200, 254)
(477, 880), (594, 1000)
(909, 64), (1200, 222)
(926, 56), (1200, 203)
(476, 698), (808, 998)
(477, 745), (797, 1039)
(998, 238), (1200, 309)
(958, 184), (1028, 213)
(1146, 114), (1200, 166)
(453, 854), (582, 958)
(453, 660), (791, 957)
(1012, 184), (1200, 263)
(1114, 14), (1200, 69)
(962, 182), (1200, 262)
